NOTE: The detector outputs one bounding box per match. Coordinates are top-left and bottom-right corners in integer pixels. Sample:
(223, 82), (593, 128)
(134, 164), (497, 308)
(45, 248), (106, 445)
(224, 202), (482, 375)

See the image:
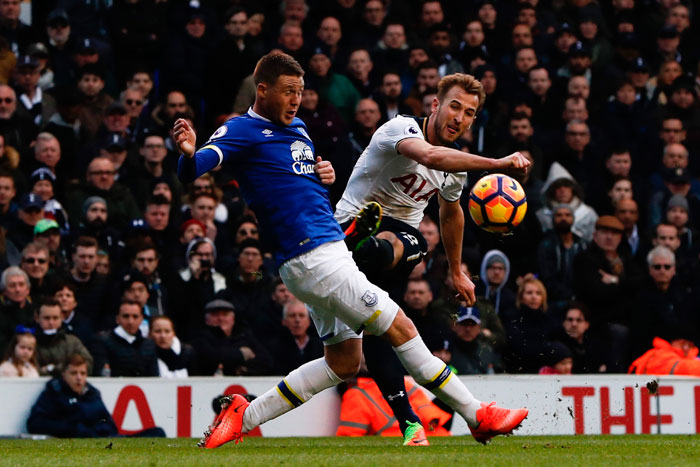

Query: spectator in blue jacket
(27, 353), (165, 437)
(27, 353), (116, 437)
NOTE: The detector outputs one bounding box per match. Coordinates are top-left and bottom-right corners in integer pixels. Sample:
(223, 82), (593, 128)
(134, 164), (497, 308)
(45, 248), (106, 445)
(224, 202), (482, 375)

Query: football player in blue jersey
(175, 52), (527, 449)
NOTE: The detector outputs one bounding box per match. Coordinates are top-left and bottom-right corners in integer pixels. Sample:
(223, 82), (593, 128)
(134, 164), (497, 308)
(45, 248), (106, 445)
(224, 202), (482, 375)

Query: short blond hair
(516, 277), (548, 312)
(437, 73), (486, 112)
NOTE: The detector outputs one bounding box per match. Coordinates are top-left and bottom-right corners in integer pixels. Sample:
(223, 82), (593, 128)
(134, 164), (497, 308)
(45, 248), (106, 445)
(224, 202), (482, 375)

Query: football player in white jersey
(336, 73), (530, 445)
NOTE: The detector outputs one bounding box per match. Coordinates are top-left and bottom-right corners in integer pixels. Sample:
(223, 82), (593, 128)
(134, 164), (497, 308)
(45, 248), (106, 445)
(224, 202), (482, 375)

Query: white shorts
(279, 240), (399, 346)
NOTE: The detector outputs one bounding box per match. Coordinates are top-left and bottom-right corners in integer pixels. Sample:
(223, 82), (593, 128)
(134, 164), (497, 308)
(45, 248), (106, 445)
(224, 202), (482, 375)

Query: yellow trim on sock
(429, 364), (448, 384)
(284, 379), (305, 404)
(276, 386), (295, 408)
(438, 371), (453, 389)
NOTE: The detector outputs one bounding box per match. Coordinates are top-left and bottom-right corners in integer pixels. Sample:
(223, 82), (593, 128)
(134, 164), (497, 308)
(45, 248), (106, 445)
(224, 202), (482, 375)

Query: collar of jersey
(247, 107), (272, 123)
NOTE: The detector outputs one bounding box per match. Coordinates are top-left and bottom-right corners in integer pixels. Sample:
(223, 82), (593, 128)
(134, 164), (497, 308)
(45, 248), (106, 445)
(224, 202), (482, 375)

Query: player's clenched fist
(173, 118), (197, 157)
(314, 156), (336, 185)
(505, 152), (530, 168)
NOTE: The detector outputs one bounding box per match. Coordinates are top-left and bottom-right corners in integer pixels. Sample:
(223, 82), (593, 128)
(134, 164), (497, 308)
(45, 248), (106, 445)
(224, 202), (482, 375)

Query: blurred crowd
(0, 0), (699, 385)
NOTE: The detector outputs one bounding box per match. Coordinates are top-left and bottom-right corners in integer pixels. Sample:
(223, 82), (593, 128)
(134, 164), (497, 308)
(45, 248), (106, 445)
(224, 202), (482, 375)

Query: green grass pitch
(1, 435), (699, 466)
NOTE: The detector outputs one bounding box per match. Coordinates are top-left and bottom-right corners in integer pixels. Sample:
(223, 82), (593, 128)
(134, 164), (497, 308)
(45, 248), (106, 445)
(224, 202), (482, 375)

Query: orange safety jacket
(336, 377), (452, 437)
(628, 337), (700, 376)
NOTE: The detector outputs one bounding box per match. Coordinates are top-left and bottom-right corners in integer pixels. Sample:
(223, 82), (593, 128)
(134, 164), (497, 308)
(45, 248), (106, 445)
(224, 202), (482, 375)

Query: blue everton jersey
(178, 109), (345, 265)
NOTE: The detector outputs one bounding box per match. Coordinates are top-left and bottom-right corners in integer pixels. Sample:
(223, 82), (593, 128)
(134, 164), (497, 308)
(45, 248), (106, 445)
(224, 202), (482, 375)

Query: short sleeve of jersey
(197, 120), (251, 167)
(440, 172), (467, 202)
(376, 116), (424, 154)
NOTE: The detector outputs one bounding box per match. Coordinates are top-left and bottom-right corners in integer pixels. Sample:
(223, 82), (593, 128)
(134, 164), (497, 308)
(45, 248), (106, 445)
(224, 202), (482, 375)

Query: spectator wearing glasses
(66, 157), (140, 231)
(20, 242), (51, 301)
(120, 87), (146, 134)
(33, 218), (67, 272)
(632, 245), (695, 355)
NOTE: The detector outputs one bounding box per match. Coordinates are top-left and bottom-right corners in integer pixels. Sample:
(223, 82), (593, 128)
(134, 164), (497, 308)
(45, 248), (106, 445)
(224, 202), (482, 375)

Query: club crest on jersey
(361, 290), (378, 307)
(290, 140), (315, 175)
(210, 125), (228, 140)
(405, 125), (419, 136)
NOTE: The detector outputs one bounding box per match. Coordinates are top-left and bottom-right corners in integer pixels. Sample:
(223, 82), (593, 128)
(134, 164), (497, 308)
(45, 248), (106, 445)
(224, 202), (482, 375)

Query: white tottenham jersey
(335, 115), (467, 229)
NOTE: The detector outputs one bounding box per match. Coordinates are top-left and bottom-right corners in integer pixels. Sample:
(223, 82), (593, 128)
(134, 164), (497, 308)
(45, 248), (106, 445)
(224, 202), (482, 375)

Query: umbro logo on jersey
(262, 129), (273, 137)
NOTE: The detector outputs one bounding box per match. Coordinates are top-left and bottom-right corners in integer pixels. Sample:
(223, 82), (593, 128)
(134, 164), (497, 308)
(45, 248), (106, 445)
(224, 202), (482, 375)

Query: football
(468, 174), (527, 233)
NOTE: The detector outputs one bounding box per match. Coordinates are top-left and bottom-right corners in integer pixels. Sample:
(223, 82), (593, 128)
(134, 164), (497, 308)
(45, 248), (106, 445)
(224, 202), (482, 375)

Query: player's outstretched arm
(397, 138), (530, 173)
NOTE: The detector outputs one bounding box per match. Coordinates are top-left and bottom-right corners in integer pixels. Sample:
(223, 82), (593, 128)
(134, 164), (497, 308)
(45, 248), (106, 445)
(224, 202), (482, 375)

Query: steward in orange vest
(336, 377), (452, 437)
(628, 337), (700, 376)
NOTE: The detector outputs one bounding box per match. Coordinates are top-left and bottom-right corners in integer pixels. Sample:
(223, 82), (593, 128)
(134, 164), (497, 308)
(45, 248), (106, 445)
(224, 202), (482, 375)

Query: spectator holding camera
(170, 237), (226, 338)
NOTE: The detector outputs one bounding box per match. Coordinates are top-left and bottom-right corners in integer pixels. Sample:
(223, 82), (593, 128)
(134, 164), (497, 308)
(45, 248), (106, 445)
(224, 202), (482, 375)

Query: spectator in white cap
(31, 167), (68, 233)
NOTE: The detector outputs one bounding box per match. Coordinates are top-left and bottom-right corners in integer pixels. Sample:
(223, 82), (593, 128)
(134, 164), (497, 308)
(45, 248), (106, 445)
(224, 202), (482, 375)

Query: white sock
(242, 357), (342, 432)
(394, 335), (482, 427)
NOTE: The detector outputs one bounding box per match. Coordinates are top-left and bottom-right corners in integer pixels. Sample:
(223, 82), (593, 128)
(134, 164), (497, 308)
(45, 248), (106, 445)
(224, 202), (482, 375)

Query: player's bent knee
(380, 309), (418, 347)
(325, 355), (361, 380)
(324, 339), (362, 380)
